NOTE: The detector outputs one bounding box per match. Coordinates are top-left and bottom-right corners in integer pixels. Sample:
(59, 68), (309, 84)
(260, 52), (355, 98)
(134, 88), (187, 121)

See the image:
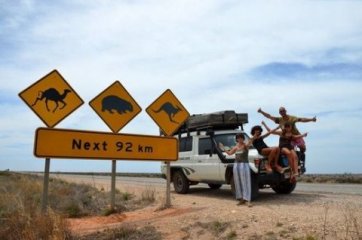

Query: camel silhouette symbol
(32, 88), (71, 113)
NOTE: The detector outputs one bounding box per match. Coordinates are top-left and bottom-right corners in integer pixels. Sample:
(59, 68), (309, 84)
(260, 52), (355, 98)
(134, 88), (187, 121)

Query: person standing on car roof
(219, 133), (255, 207)
(257, 107), (316, 154)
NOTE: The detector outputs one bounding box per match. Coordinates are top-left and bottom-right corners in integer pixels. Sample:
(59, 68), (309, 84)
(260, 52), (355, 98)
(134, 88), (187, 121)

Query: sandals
(265, 166), (273, 173)
(289, 170), (299, 183)
(275, 166), (284, 173)
(290, 175), (297, 183)
(237, 199), (253, 207)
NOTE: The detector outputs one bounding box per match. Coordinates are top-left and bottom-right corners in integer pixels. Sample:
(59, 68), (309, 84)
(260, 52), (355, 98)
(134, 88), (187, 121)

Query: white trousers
(233, 162), (251, 201)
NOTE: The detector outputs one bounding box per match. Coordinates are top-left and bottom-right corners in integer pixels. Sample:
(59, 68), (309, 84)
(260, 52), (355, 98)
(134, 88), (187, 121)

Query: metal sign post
(166, 162), (171, 207)
(111, 160), (117, 210)
(41, 158), (51, 213)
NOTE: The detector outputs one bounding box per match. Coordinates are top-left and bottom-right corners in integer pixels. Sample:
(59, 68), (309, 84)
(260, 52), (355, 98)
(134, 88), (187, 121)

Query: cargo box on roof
(176, 110), (248, 134)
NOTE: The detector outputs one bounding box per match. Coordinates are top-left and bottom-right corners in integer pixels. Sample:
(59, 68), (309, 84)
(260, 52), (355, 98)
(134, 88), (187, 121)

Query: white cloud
(1, 0), (362, 173)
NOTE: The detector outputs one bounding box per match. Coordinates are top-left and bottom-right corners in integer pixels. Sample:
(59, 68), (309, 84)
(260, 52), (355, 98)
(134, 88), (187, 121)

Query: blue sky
(1, 0), (362, 173)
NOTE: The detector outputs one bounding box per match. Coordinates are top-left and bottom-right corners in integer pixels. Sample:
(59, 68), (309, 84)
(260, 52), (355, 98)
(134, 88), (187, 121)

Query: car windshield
(214, 133), (253, 151)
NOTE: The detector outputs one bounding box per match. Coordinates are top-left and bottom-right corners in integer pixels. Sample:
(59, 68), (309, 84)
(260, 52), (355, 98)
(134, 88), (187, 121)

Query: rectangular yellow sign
(34, 128), (178, 161)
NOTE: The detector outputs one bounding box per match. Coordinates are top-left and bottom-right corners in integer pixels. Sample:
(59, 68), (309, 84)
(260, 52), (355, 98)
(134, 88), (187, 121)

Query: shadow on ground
(172, 184), (325, 206)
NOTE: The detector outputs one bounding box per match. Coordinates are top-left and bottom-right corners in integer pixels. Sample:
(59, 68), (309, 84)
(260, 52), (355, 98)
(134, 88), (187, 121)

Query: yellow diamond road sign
(89, 81), (142, 133)
(146, 89), (190, 136)
(18, 70), (84, 128)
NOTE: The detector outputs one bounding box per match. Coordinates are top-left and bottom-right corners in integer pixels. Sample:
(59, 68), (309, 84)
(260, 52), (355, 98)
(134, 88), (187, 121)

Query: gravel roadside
(58, 174), (362, 239)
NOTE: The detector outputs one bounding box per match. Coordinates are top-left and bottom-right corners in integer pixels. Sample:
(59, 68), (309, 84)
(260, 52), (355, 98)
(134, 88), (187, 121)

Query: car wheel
(250, 171), (259, 200)
(208, 183), (222, 189)
(172, 170), (190, 194)
(272, 181), (296, 194)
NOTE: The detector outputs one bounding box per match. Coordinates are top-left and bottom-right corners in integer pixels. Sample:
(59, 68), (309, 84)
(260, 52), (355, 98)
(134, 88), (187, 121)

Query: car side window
(198, 138), (213, 155)
(179, 136), (192, 152)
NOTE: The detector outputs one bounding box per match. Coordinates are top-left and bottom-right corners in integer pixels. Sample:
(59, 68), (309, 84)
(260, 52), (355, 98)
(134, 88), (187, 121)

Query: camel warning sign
(18, 70), (84, 128)
(146, 89), (190, 136)
(89, 81), (142, 133)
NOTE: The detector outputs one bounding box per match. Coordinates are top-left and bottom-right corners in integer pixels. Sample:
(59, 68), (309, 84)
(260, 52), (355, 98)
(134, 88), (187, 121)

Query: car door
(192, 136), (223, 181)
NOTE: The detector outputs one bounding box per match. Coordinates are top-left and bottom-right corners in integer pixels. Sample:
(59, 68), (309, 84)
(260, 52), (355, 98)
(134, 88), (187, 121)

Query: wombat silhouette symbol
(32, 88), (71, 113)
(101, 95), (133, 114)
(153, 102), (182, 123)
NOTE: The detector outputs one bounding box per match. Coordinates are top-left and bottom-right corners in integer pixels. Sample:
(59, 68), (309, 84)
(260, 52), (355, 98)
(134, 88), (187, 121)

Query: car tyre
(172, 170), (190, 194)
(272, 181), (296, 194)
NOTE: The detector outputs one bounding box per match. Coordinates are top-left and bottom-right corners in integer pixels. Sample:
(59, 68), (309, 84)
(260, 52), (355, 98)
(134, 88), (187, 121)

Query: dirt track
(56, 175), (362, 240)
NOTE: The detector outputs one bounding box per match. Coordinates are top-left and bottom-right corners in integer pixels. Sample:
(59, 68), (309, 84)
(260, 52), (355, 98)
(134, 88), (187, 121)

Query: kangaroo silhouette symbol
(32, 88), (71, 113)
(153, 102), (182, 123)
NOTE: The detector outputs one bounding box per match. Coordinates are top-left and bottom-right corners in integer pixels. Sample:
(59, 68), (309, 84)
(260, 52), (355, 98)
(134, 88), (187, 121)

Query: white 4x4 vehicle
(161, 111), (305, 200)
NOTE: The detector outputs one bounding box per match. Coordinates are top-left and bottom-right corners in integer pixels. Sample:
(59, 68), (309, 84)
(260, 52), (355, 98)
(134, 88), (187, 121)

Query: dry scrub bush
(75, 225), (162, 240)
(0, 173), (71, 240)
(0, 172), (148, 239)
(299, 174), (362, 184)
(342, 204), (361, 240)
(140, 186), (156, 203)
(318, 203), (361, 240)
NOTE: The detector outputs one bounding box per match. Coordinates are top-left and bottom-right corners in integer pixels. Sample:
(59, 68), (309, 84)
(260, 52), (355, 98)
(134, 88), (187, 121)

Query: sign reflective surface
(34, 128), (178, 161)
(146, 89), (190, 136)
(19, 70), (84, 128)
(89, 81), (141, 133)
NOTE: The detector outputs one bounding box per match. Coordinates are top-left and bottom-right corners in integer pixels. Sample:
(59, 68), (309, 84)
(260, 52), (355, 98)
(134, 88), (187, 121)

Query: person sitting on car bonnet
(264, 122), (308, 182)
(251, 122), (283, 173)
(258, 107), (316, 155)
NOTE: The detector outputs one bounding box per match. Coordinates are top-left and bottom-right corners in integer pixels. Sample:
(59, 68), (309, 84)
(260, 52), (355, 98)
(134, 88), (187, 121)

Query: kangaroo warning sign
(18, 70), (84, 128)
(146, 89), (190, 136)
(34, 128), (178, 161)
(89, 81), (142, 133)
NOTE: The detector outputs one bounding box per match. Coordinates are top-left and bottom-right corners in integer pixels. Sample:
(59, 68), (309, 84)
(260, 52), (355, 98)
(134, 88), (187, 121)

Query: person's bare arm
(292, 132), (308, 139)
(224, 146), (238, 155)
(262, 121), (280, 133)
(245, 135), (257, 148)
(219, 143), (237, 155)
(297, 116), (317, 123)
(258, 108), (277, 122)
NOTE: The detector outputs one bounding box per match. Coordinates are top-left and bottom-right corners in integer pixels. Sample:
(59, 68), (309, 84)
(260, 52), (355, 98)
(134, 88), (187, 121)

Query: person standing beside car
(219, 133), (255, 207)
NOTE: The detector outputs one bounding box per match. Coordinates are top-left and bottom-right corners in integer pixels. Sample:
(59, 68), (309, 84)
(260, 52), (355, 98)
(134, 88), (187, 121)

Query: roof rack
(174, 110), (248, 135)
